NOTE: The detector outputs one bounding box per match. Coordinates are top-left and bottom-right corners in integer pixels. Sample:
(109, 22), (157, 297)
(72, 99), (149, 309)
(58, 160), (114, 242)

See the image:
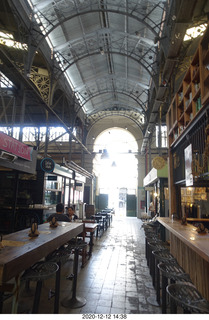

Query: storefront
(0, 132), (37, 233)
(143, 163), (169, 219)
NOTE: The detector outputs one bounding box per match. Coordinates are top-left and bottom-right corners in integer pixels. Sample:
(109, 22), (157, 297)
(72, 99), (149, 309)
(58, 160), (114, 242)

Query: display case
(44, 174), (63, 206)
(180, 187), (209, 219)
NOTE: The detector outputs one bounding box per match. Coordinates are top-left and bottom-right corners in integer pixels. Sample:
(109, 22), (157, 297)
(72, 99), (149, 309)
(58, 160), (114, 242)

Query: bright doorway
(93, 128), (138, 217)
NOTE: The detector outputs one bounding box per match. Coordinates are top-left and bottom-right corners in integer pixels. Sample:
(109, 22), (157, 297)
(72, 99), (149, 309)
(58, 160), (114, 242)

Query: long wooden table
(0, 222), (84, 312)
(157, 217), (209, 301)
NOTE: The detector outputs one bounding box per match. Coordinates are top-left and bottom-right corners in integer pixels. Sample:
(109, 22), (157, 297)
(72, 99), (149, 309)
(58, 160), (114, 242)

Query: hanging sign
(40, 157), (55, 173)
(0, 132), (32, 161)
(152, 156), (165, 170)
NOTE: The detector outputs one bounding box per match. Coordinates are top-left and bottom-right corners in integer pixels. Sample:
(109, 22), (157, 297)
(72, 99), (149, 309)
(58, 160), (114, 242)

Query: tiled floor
(3, 216), (162, 315)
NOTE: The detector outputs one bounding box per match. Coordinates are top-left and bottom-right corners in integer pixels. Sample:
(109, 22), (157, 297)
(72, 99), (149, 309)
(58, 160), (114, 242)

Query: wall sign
(40, 158), (55, 173)
(0, 132), (32, 161)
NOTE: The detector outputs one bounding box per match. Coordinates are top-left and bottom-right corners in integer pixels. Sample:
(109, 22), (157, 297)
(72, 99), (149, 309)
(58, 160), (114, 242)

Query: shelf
(192, 67), (200, 81)
(203, 72), (209, 85)
(179, 112), (184, 122)
(177, 98), (184, 108)
(185, 101), (193, 113)
(193, 87), (201, 101)
(203, 50), (209, 65)
(184, 83), (192, 97)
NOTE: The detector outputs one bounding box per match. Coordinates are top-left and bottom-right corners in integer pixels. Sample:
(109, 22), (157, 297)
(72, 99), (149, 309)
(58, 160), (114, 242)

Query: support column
(19, 88), (26, 142)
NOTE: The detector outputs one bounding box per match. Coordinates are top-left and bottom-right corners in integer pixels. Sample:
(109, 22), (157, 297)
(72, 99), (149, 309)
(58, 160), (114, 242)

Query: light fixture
(111, 161), (117, 167)
(99, 47), (104, 55)
(101, 149), (109, 159)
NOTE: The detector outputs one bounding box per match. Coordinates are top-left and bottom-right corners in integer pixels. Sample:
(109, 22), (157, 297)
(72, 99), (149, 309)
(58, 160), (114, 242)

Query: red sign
(0, 132), (32, 161)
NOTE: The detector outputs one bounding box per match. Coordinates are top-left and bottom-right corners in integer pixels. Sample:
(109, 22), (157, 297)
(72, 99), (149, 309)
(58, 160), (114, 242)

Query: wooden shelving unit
(166, 24), (209, 220)
(200, 25), (209, 106)
(166, 25), (209, 146)
(166, 47), (204, 146)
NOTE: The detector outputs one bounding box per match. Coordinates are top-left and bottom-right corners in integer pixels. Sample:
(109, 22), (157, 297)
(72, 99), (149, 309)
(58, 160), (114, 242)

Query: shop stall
(0, 132), (37, 233)
(143, 163), (169, 218)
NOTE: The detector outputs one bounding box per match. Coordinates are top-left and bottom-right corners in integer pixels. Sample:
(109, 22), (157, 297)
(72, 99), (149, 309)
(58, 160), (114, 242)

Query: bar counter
(157, 217), (209, 301)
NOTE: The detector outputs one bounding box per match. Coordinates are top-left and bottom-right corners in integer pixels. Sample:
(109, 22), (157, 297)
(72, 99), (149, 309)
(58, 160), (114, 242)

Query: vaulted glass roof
(29, 0), (166, 123)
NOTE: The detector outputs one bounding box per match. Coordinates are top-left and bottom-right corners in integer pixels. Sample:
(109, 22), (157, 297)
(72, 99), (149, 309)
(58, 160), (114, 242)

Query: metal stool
(144, 230), (161, 266)
(166, 283), (209, 314)
(0, 284), (14, 313)
(146, 242), (169, 308)
(148, 241), (168, 287)
(152, 249), (176, 306)
(21, 261), (59, 313)
(61, 240), (87, 309)
(46, 246), (72, 313)
(157, 261), (191, 313)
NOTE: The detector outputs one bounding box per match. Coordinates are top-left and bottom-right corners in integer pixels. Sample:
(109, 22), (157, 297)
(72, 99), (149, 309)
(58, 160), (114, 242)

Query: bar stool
(157, 261), (192, 313)
(0, 284), (14, 313)
(146, 243), (169, 308)
(21, 261), (59, 314)
(152, 249), (176, 306)
(144, 229), (160, 266)
(147, 241), (168, 287)
(166, 283), (209, 314)
(46, 246), (72, 313)
(61, 240), (87, 309)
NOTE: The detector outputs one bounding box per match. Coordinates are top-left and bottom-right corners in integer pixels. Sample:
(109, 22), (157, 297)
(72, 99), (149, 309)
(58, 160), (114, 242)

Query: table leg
(88, 231), (95, 257)
(11, 274), (20, 314)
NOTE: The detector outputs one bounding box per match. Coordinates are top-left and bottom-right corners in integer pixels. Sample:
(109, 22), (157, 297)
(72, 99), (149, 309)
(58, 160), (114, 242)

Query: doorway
(93, 128), (138, 217)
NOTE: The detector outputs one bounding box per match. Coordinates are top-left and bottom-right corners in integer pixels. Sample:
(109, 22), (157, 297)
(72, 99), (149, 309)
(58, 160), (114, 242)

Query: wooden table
(157, 217), (209, 300)
(84, 223), (98, 257)
(0, 222), (84, 312)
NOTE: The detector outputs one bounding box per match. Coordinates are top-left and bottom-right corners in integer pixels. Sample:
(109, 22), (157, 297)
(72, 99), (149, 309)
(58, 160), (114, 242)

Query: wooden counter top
(0, 222), (84, 285)
(157, 217), (209, 263)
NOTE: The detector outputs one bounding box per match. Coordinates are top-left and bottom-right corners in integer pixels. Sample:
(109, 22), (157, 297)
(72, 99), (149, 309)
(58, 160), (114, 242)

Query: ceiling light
(183, 24), (207, 41)
(100, 47), (104, 55)
(101, 149), (109, 159)
(111, 161), (117, 167)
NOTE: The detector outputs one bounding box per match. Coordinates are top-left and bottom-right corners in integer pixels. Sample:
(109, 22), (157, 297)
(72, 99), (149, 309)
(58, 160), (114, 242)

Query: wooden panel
(158, 217), (209, 300)
(170, 233), (209, 300)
